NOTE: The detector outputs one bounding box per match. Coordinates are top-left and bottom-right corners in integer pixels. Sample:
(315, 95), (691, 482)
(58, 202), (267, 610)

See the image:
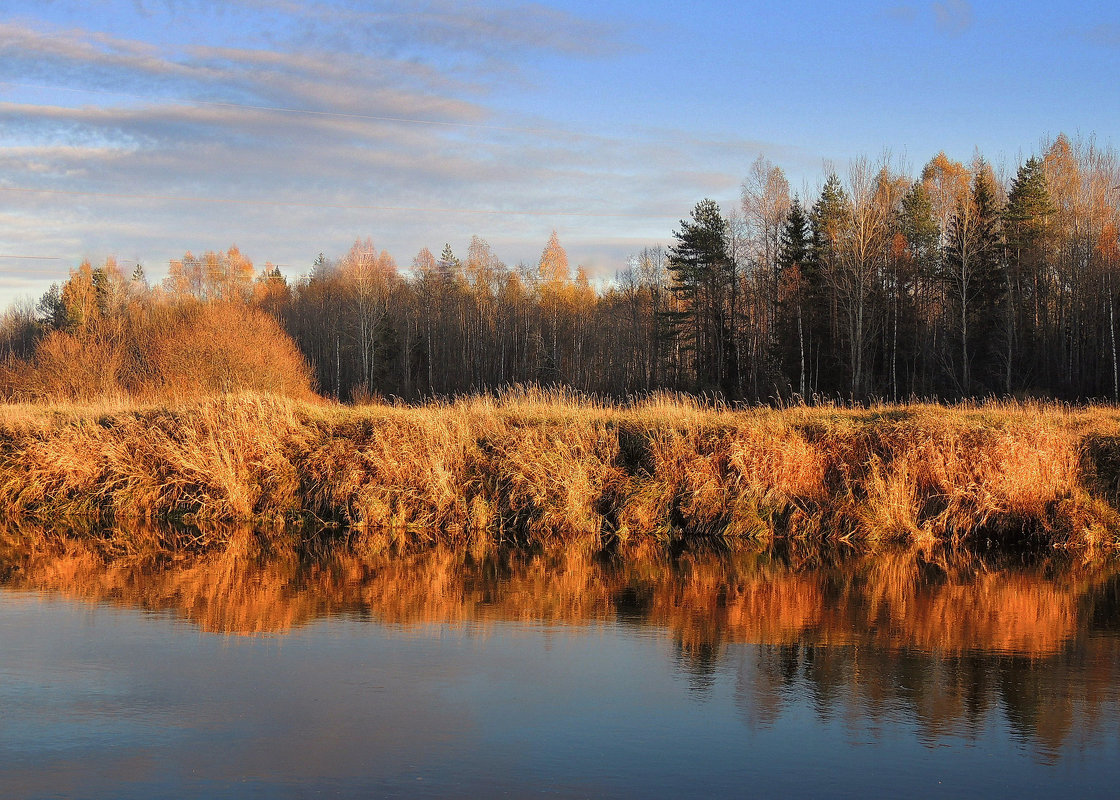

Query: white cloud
(0, 5), (797, 304)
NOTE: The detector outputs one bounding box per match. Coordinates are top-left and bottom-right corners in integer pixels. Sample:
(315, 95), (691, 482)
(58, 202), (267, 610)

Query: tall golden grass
(2, 388), (1120, 551)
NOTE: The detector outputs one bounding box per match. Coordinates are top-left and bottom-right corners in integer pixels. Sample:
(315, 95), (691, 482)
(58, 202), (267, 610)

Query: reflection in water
(3, 520), (1120, 771)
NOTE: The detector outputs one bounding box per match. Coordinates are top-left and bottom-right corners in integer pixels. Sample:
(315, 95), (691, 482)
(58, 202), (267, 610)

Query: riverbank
(2, 389), (1120, 552)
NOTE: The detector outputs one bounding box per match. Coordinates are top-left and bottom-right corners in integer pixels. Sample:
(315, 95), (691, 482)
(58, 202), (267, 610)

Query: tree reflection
(2, 520), (1119, 759)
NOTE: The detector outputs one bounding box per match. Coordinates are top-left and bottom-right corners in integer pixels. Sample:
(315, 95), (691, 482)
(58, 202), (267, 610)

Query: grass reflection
(2, 519), (1119, 760)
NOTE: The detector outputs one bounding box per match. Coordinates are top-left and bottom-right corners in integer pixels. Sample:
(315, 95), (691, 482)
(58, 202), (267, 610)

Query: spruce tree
(438, 243), (460, 282)
(665, 199), (735, 393)
(1002, 156), (1055, 392)
(776, 198), (811, 395)
(943, 166), (1004, 394)
(1005, 157), (1054, 245)
(809, 174), (850, 276)
(808, 174), (850, 393)
(900, 183), (939, 264)
(778, 198), (810, 273)
(898, 182), (941, 394)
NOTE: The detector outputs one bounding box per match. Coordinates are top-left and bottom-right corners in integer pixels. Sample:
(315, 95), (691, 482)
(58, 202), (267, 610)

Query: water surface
(2, 532), (1120, 797)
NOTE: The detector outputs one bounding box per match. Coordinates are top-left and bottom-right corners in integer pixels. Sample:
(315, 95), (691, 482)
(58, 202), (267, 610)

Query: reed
(2, 388), (1120, 551)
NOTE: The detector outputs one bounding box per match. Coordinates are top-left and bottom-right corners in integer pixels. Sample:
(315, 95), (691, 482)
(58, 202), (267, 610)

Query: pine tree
(1005, 157), (1054, 246)
(778, 198), (810, 273)
(900, 183), (940, 264)
(665, 199), (735, 392)
(438, 243), (461, 283)
(776, 198), (811, 395)
(1003, 156), (1055, 391)
(36, 283), (68, 330)
(898, 182), (941, 395)
(808, 174), (850, 393)
(810, 174), (850, 273)
(943, 166), (1004, 394)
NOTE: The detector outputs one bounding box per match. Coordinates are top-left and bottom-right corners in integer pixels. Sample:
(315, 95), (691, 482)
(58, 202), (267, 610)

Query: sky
(1, 0), (1119, 306)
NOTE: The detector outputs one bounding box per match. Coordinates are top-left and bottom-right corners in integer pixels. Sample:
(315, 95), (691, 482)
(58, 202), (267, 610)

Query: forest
(2, 132), (1119, 404)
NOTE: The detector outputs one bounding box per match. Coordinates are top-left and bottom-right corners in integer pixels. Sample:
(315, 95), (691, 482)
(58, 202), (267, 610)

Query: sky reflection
(2, 537), (1120, 797)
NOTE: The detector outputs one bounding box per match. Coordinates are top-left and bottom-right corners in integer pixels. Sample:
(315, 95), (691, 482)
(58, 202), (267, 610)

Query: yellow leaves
(164, 246), (258, 302)
(1043, 133), (1080, 213)
(538, 229), (569, 285)
(466, 235), (502, 290)
(410, 246), (438, 276)
(1097, 221), (1120, 264)
(920, 151), (970, 228)
(340, 237), (396, 287)
(145, 302), (315, 401)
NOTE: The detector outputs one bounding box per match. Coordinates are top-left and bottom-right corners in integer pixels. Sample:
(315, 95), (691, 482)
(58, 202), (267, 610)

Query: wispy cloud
(230, 0), (623, 60)
(932, 0), (973, 35)
(885, 1), (974, 35)
(0, 3), (795, 296)
(1081, 23), (1120, 48)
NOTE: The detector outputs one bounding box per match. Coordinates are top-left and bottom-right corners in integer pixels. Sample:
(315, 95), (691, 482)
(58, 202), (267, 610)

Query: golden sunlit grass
(2, 387), (1120, 551)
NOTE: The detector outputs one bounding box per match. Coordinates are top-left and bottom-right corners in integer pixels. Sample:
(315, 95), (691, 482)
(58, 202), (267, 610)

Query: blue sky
(1, 0), (1118, 305)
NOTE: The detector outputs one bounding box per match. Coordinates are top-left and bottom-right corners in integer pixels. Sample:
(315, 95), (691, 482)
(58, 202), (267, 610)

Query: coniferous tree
(36, 284), (69, 331)
(438, 243), (461, 283)
(12, 135), (1120, 406)
(809, 174), (851, 394)
(898, 182), (941, 395)
(776, 198), (811, 396)
(1003, 157), (1056, 392)
(666, 199), (736, 393)
(943, 166), (1004, 394)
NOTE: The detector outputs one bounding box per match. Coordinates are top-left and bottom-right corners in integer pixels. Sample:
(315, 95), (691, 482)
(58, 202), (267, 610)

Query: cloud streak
(224, 0), (624, 60)
(885, 1), (974, 35)
(0, 2), (796, 301)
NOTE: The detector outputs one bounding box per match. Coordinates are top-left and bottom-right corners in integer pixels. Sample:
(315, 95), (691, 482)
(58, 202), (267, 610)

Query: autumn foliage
(3, 254), (314, 402)
(143, 302), (314, 400)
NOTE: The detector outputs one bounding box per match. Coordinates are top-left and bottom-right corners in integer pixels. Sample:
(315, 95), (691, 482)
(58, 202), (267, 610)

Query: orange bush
(11, 300), (314, 402)
(143, 301), (314, 401)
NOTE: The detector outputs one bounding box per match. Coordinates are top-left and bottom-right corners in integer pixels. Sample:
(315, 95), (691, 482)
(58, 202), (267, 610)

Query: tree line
(3, 132), (1119, 403)
(664, 134), (1120, 402)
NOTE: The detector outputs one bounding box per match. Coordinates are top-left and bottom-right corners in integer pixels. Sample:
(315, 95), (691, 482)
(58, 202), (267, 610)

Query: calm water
(2, 533), (1120, 798)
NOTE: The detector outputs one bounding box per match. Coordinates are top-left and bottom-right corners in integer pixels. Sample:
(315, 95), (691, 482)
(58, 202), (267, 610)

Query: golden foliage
(538, 229), (569, 284)
(145, 302), (314, 401)
(11, 299), (313, 403)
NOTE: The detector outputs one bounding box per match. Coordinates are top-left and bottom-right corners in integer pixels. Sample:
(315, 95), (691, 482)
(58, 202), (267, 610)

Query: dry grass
(2, 388), (1120, 551)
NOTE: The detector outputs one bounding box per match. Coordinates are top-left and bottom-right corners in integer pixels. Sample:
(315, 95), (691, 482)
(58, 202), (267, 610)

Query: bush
(144, 302), (315, 401)
(11, 300), (315, 402)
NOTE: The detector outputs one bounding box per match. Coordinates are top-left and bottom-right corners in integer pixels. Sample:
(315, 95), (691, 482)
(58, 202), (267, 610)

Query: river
(2, 531), (1118, 797)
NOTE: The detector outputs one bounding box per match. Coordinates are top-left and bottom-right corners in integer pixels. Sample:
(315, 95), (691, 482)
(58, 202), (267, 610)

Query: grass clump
(1, 388), (1119, 552)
